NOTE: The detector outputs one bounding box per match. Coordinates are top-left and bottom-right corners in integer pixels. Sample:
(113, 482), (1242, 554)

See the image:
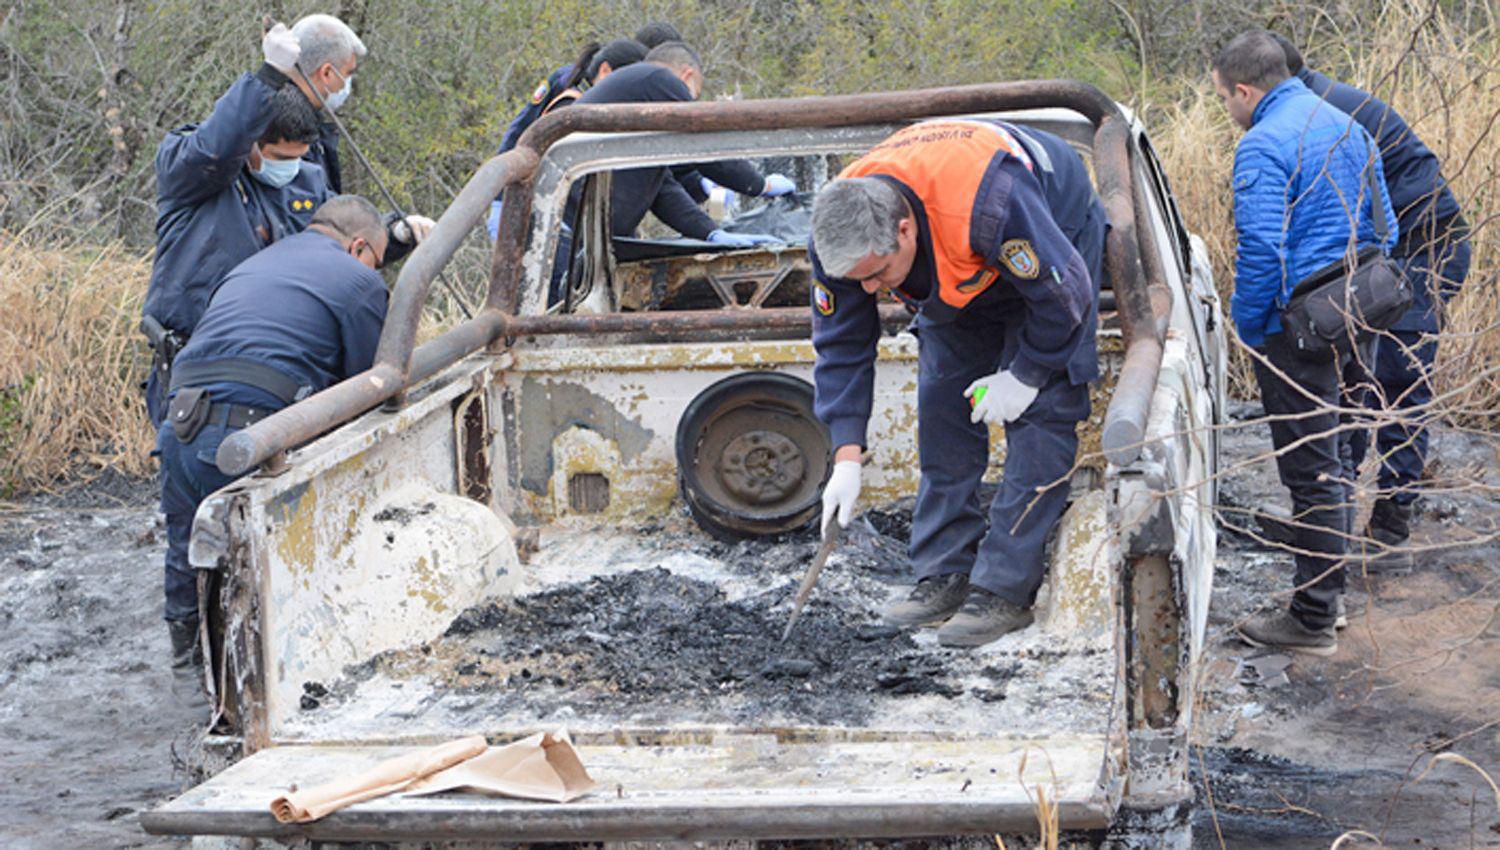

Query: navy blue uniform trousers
(156, 414), (242, 624)
(1348, 237), (1471, 506)
(910, 307), (1091, 607)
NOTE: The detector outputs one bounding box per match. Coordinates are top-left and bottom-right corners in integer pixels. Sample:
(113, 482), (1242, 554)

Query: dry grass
(0, 233), (155, 495)
(1153, 3), (1500, 412)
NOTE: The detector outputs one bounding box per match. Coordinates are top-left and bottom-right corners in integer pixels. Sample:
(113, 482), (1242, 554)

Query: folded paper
(406, 730), (596, 803)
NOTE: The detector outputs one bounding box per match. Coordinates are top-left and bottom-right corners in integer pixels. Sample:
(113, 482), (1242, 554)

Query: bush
(0, 235), (155, 494)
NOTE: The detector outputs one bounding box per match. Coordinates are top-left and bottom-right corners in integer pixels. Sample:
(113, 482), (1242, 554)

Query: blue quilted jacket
(1230, 77), (1397, 346)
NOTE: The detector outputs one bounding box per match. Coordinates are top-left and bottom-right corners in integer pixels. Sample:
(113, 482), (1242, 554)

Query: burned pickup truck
(144, 82), (1225, 847)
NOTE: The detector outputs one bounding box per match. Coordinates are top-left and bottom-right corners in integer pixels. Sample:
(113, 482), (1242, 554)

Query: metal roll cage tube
(217, 80), (1170, 477)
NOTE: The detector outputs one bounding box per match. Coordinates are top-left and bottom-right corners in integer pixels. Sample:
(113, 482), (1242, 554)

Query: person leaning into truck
(140, 24), (431, 428)
(155, 195), (393, 719)
(1273, 33), (1471, 571)
(571, 41), (780, 248)
(1212, 31), (1396, 656)
(809, 119), (1106, 649)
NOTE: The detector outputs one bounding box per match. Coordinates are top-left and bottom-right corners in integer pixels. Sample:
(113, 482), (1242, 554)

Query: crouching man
(157, 196), (391, 717)
(809, 120), (1105, 648)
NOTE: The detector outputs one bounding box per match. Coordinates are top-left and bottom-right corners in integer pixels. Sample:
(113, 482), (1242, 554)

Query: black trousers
(1252, 331), (1368, 629)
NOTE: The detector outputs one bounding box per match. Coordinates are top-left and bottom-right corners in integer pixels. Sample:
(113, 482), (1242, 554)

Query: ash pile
(303, 505), (1113, 735)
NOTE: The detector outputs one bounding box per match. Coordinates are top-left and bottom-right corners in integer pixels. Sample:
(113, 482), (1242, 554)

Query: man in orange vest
(809, 120), (1104, 647)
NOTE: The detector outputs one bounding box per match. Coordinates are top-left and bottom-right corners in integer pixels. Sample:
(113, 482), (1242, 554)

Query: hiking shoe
(882, 573), (969, 627)
(936, 588), (1034, 648)
(1237, 610), (1337, 657)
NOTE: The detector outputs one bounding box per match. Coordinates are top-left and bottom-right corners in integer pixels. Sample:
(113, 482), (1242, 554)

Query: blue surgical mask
(324, 68), (353, 112)
(251, 155), (300, 189)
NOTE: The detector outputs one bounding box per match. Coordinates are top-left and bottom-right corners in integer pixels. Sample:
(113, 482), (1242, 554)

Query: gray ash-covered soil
(334, 566), (979, 727)
(305, 501), (1059, 733)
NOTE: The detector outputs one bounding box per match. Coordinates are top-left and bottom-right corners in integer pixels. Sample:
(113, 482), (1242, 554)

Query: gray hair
(645, 41), (701, 76)
(311, 194), (385, 247)
(811, 177), (906, 278)
(1213, 30), (1291, 91)
(291, 14), (367, 74)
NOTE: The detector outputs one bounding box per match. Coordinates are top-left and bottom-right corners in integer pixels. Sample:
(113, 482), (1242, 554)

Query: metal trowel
(781, 520), (846, 642)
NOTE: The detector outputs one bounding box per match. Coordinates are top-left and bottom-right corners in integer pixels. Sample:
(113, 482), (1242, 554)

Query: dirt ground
(0, 423), (1497, 849)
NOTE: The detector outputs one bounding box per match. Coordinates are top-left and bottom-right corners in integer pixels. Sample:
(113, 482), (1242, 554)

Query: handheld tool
(264, 16), (474, 319)
(781, 520), (845, 642)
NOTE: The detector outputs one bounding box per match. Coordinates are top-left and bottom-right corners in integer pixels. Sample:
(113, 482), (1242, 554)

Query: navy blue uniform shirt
(1298, 67), (1462, 251)
(142, 65), (330, 337)
(575, 63), (718, 239)
(173, 229), (388, 411)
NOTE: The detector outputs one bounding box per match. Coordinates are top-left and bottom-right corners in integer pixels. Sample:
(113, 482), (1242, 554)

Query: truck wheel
(676, 372), (831, 540)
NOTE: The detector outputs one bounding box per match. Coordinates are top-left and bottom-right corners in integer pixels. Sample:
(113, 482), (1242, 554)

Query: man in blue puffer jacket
(1274, 34), (1470, 571)
(1213, 30), (1397, 656)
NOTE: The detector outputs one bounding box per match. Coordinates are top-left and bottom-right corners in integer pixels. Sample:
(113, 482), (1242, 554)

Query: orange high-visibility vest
(840, 120), (1033, 310)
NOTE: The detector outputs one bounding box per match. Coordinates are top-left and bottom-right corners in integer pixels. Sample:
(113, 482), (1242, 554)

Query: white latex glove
(965, 370), (1039, 426)
(262, 23), (301, 75)
(392, 214), (436, 244)
(820, 460), (862, 536)
(762, 174), (796, 196)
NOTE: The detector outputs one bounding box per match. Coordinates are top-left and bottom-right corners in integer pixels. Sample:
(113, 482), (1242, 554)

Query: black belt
(208, 403), (272, 430)
(170, 357), (309, 406)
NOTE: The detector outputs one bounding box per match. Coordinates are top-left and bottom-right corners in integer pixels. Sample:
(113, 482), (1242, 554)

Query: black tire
(675, 372), (832, 540)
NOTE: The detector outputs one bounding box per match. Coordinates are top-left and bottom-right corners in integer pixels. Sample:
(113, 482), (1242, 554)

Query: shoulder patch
(814, 283), (835, 316)
(530, 78), (549, 105)
(1001, 239), (1040, 280)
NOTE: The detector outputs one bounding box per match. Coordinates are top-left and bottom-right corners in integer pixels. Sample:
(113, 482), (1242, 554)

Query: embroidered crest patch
(1001, 239), (1040, 280)
(814, 283), (835, 316)
(530, 78), (549, 104)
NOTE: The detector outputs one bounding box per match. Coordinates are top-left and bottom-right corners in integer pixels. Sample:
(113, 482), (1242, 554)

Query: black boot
(1363, 499), (1414, 572)
(167, 620), (212, 721)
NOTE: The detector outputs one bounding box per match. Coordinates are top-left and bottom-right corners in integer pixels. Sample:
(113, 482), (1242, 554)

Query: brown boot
(936, 588), (1034, 648)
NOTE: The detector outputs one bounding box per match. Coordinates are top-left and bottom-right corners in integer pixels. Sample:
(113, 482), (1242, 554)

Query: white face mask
(324, 67), (353, 112)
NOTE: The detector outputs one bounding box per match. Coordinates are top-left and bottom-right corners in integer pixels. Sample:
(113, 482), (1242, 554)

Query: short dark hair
(262, 85), (321, 146)
(1213, 30), (1292, 91)
(310, 194), (385, 245)
(645, 41), (701, 76)
(634, 21), (682, 49)
(1270, 31), (1304, 75)
(589, 38), (648, 81)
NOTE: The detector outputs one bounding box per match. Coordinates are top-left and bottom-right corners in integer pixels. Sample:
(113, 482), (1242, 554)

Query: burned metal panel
(504, 338), (932, 523)
(615, 248), (812, 312)
(145, 734), (1116, 841)
(221, 359), (521, 745)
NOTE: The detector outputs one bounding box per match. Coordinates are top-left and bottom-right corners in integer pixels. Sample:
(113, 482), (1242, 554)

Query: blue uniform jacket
(305, 123), (343, 193)
(1230, 77), (1397, 347)
(173, 230), (389, 411)
(1298, 67), (1465, 330)
(810, 123), (1104, 450)
(142, 66), (330, 337)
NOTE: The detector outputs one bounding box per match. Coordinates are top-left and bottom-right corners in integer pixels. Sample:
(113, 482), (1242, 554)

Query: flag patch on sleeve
(814, 283), (835, 316)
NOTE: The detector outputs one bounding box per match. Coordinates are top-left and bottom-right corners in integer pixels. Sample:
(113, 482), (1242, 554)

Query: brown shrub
(0, 234), (155, 494)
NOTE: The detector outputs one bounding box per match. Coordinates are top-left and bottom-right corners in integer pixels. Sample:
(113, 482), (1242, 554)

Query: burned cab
(147, 83), (1225, 847)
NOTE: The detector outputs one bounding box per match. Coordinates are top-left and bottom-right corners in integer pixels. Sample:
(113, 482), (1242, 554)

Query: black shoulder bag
(1279, 164), (1411, 360)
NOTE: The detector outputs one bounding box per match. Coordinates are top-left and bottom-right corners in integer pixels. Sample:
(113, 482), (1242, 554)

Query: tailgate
(144, 734), (1115, 841)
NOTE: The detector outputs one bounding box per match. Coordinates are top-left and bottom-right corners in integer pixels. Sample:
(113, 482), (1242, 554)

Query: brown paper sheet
(269, 735), (488, 824)
(406, 730), (597, 803)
